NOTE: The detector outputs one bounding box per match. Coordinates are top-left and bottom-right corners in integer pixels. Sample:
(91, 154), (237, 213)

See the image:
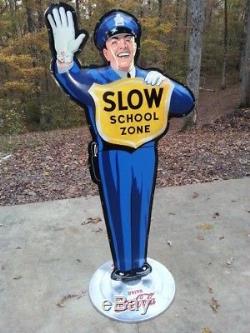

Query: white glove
(145, 71), (169, 86)
(47, 6), (85, 64)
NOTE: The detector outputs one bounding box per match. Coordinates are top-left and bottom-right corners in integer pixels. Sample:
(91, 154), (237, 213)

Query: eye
(125, 36), (132, 42)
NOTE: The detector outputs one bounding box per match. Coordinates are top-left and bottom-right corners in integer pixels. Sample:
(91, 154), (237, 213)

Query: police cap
(94, 10), (141, 50)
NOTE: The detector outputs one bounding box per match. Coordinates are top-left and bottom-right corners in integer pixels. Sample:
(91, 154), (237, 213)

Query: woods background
(0, 0), (249, 135)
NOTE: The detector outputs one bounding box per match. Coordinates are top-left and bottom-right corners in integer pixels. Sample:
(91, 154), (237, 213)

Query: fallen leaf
(209, 297), (220, 313)
(1, 154), (12, 161)
(192, 192), (199, 199)
(197, 224), (214, 231)
(202, 328), (213, 333)
(56, 290), (86, 308)
(208, 287), (213, 294)
(226, 257), (234, 266)
(94, 227), (103, 233)
(81, 217), (102, 225)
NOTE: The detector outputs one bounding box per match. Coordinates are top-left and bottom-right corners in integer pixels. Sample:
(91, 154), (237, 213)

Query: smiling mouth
(117, 52), (130, 58)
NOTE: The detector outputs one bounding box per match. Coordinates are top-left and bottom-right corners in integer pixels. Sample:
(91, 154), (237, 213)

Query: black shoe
(111, 263), (152, 282)
(134, 262), (152, 278)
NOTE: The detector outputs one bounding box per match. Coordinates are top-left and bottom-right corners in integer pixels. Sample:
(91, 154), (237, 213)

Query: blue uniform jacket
(52, 59), (195, 273)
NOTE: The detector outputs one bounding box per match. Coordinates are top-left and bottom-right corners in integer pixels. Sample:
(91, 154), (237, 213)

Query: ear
(103, 48), (110, 62)
(133, 40), (137, 56)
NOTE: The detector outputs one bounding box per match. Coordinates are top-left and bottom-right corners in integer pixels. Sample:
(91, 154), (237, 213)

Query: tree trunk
(182, 0), (205, 129)
(8, 0), (17, 12)
(221, 0), (228, 89)
(175, 0), (181, 26)
(139, 0), (144, 18)
(158, 0), (163, 19)
(23, 0), (35, 33)
(240, 0), (250, 107)
(183, 1), (189, 53)
(8, 0), (18, 36)
(75, 0), (81, 21)
(204, 0), (214, 30)
(37, 0), (44, 30)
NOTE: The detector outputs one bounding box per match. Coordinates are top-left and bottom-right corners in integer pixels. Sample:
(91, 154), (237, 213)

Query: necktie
(127, 72), (131, 78)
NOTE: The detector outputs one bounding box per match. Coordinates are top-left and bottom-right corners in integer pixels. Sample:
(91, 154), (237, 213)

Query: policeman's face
(103, 33), (137, 72)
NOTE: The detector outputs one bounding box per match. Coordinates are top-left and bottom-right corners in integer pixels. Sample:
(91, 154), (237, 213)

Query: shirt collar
(113, 66), (136, 78)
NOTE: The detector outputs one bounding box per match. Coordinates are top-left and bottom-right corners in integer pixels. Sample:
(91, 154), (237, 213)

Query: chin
(115, 58), (133, 71)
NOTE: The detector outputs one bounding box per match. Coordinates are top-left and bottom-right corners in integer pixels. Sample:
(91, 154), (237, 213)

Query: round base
(88, 258), (175, 322)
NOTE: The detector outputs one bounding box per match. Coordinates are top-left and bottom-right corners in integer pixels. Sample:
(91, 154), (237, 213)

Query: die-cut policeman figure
(45, 4), (195, 281)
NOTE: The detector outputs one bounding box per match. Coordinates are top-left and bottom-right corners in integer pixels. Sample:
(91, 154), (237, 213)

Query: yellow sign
(89, 78), (174, 149)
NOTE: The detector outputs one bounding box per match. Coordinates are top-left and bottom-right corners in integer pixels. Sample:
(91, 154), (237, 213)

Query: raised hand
(47, 6), (85, 64)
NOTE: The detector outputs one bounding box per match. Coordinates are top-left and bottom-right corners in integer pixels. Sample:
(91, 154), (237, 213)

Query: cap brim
(106, 26), (135, 38)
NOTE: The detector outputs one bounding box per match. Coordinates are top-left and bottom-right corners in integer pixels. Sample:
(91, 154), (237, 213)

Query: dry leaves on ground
(0, 109), (249, 206)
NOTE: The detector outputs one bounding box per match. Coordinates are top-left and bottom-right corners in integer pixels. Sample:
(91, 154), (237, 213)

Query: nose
(118, 38), (127, 49)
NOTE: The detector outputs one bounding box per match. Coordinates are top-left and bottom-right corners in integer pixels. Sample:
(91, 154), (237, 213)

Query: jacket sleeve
(51, 59), (94, 107)
(169, 81), (195, 117)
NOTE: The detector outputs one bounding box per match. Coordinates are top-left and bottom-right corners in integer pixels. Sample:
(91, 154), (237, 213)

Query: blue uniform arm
(51, 59), (94, 107)
(169, 81), (195, 117)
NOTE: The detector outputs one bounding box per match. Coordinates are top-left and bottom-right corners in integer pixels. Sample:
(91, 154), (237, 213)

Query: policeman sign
(89, 78), (174, 148)
(46, 3), (194, 323)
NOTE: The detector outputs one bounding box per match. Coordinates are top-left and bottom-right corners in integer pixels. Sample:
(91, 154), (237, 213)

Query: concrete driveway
(0, 178), (249, 333)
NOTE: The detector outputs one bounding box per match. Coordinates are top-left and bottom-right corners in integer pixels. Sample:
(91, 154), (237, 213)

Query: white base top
(88, 258), (175, 322)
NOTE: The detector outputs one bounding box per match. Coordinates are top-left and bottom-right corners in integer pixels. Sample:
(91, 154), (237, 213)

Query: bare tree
(183, 1), (189, 53)
(23, 0), (35, 33)
(221, 0), (228, 89)
(8, 0), (17, 12)
(158, 0), (163, 19)
(75, 0), (81, 21)
(37, 0), (44, 30)
(240, 0), (250, 107)
(183, 0), (205, 128)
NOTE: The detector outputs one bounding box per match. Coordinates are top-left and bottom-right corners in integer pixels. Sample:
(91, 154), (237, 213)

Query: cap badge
(114, 13), (125, 26)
